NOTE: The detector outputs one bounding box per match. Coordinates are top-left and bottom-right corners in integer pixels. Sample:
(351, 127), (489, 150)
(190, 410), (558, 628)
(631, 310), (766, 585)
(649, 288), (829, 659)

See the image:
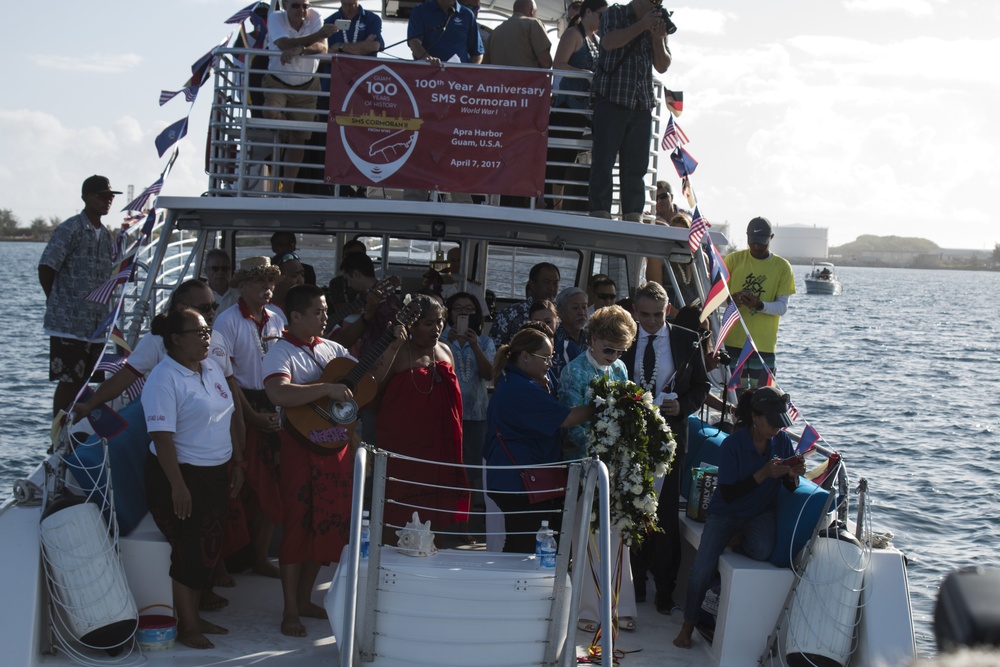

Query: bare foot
(213, 567), (236, 588)
(199, 618), (229, 635)
(299, 602), (327, 619)
(673, 621), (694, 648)
(200, 590), (229, 611)
(252, 558), (280, 578)
(281, 613), (307, 637)
(177, 626), (215, 649)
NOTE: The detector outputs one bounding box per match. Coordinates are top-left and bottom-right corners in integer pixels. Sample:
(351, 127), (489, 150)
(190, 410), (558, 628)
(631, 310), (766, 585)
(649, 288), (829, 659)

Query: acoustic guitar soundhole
(327, 399), (359, 424)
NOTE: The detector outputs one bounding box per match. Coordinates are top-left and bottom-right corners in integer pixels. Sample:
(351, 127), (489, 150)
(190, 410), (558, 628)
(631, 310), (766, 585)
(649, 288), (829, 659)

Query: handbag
(495, 430), (568, 504)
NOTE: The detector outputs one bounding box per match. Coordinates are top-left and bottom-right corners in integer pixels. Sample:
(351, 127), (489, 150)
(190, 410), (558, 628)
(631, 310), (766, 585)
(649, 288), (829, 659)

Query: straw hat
(230, 256), (280, 286)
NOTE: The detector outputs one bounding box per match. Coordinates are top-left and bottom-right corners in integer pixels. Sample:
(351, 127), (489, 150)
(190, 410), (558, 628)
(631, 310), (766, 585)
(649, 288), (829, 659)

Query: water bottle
(540, 529), (557, 569)
(360, 511), (371, 560)
(535, 520), (550, 561)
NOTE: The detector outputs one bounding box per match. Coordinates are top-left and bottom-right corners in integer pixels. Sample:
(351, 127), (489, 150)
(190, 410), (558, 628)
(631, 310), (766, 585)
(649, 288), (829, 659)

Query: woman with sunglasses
(558, 304), (640, 632)
(484, 327), (592, 553)
(142, 307), (240, 649)
(72, 279), (246, 611)
(673, 386), (805, 649)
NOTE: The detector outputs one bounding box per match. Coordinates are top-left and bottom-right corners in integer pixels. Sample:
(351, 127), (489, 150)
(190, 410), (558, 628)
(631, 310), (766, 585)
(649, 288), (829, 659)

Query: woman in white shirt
(142, 307), (241, 650)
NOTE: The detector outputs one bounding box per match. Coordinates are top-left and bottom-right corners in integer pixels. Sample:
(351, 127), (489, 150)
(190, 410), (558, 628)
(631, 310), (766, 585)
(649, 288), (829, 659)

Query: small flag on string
(76, 388), (128, 440)
(660, 116), (689, 151)
(713, 301), (740, 354)
(700, 276), (730, 322)
(757, 366), (775, 388)
(788, 400), (801, 423)
(688, 206), (710, 253)
(155, 117), (189, 157)
(122, 149), (178, 213)
(665, 89), (683, 116)
(797, 424), (820, 454)
(726, 339), (756, 391)
(85, 263), (134, 305)
(707, 241), (730, 283)
(110, 325), (131, 355)
(670, 146), (698, 178)
(680, 176), (696, 209)
(226, 1), (259, 24)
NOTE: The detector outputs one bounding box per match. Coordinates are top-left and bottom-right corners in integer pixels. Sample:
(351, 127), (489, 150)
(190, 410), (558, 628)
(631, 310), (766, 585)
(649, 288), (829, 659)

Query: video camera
(658, 7), (678, 35)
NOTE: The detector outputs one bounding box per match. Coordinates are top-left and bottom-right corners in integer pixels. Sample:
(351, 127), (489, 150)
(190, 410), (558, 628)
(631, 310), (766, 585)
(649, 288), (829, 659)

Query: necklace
(408, 344), (439, 395)
(636, 335), (660, 392)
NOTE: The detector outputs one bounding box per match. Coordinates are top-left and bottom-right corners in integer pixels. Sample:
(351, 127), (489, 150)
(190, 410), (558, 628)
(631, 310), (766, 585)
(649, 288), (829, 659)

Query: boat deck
(34, 550), (713, 667)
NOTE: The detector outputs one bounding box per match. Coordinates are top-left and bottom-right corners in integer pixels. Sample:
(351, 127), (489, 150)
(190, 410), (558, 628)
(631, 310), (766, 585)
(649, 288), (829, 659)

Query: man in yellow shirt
(723, 217), (796, 388)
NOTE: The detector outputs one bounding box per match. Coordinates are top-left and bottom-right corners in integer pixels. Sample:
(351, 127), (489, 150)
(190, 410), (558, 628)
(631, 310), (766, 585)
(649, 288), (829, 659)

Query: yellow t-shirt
(723, 250), (796, 353)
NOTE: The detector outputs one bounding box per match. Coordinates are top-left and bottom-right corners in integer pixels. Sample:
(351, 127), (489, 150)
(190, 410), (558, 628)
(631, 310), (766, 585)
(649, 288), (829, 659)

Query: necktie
(643, 334), (656, 387)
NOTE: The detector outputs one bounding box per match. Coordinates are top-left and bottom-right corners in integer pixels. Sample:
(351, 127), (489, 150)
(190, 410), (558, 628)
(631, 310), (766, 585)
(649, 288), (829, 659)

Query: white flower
(594, 395), (606, 407)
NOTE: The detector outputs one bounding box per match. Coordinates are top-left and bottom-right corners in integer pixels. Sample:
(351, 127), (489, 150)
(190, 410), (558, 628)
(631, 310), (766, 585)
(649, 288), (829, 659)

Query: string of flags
(657, 97), (827, 453)
(67, 9), (267, 439)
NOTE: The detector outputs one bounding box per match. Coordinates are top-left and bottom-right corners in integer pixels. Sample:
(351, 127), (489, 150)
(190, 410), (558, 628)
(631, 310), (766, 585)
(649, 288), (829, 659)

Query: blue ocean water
(2, 240), (998, 655)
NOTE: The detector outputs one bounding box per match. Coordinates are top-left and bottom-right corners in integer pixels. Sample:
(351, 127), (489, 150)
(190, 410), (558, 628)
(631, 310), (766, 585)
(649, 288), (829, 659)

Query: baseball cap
(751, 386), (793, 428)
(81, 175), (122, 196)
(747, 216), (773, 244)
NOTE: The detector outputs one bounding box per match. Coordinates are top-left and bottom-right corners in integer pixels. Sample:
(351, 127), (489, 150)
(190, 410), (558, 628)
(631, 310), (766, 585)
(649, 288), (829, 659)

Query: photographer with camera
(588, 0), (674, 221)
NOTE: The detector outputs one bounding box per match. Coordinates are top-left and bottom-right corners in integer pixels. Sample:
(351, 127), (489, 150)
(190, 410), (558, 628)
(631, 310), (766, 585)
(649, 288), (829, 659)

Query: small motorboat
(805, 262), (843, 295)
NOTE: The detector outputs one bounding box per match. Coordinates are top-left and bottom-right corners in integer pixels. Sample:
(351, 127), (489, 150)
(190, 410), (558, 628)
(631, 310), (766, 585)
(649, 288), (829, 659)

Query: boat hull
(805, 278), (842, 295)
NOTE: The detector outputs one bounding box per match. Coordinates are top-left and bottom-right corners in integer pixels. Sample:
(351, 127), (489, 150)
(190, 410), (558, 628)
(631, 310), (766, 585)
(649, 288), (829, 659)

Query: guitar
(284, 299), (421, 452)
(324, 275), (400, 336)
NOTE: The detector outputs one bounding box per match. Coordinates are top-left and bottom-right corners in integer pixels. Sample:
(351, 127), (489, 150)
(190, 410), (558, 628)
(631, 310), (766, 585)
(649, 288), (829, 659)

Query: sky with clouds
(1, 0), (996, 249)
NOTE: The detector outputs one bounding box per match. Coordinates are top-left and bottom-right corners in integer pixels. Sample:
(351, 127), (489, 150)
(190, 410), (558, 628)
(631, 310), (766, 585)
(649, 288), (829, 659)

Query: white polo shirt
(126, 332), (233, 377)
(142, 356), (234, 466)
(211, 301), (287, 390)
(263, 333), (355, 387)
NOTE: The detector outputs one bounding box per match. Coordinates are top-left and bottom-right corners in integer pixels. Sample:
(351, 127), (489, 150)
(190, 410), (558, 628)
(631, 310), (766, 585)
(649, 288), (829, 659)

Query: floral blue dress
(558, 351), (628, 460)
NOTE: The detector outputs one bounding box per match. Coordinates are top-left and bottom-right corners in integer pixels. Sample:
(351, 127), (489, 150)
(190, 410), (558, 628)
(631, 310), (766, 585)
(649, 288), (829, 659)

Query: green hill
(830, 235), (940, 255)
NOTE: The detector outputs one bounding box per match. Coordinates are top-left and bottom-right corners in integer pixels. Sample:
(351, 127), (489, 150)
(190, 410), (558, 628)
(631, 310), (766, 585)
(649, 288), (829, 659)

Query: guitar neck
(342, 327), (399, 389)
(327, 293), (365, 330)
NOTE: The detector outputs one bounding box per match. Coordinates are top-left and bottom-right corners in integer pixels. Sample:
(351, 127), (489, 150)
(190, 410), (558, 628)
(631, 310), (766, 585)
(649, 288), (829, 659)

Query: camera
(658, 7), (677, 35)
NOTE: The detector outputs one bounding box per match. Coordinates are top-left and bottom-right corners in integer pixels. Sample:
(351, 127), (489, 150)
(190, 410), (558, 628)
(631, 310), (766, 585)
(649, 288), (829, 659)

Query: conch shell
(395, 511), (437, 556)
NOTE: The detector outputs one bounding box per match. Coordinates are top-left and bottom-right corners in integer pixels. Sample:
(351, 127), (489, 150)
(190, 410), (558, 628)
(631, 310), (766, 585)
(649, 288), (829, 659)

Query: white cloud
(29, 53), (143, 74)
(843, 0), (937, 17)
(671, 8), (734, 36)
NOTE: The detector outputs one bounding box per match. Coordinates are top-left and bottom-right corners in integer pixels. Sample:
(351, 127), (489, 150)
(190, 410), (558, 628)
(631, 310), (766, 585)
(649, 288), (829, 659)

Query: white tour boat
(0, 2), (914, 666)
(804, 262), (843, 295)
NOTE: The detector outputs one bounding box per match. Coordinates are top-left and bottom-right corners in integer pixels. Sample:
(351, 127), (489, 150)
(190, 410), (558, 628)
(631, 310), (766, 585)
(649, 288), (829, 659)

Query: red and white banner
(325, 58), (551, 196)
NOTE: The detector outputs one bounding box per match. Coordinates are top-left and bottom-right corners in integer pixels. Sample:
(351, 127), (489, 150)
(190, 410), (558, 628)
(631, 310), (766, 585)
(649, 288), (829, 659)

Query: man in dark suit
(622, 281), (710, 612)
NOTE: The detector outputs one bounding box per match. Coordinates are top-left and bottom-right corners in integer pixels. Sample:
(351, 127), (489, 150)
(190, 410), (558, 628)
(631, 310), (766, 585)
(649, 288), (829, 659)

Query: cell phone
(335, 19), (352, 31)
(779, 455), (801, 466)
(455, 314), (469, 336)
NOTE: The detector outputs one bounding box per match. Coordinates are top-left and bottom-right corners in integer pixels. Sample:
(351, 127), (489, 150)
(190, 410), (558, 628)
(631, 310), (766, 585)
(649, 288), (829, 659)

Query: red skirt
(278, 430), (354, 565)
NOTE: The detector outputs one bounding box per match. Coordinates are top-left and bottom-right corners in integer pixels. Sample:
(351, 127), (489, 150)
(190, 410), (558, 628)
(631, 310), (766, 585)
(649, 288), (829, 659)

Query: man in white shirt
(264, 1), (338, 193)
(211, 257), (288, 578)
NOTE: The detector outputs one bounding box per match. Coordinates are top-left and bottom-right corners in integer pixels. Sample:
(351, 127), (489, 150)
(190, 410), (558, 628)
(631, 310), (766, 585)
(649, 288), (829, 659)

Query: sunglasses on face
(180, 327), (212, 340)
(189, 302), (219, 315)
(596, 293), (616, 301)
(602, 346), (628, 357)
(657, 193), (672, 201)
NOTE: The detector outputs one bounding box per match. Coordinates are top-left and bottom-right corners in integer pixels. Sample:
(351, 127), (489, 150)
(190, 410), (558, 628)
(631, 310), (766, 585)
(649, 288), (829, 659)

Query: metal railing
(206, 48), (671, 217)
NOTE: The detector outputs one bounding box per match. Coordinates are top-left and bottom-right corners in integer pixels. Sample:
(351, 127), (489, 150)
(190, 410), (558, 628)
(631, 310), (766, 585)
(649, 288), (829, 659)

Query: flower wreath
(586, 375), (677, 548)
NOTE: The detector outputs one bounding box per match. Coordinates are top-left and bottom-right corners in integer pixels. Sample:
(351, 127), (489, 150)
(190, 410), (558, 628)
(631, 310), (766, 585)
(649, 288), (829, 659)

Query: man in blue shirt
(407, 0), (484, 65)
(321, 0), (383, 94)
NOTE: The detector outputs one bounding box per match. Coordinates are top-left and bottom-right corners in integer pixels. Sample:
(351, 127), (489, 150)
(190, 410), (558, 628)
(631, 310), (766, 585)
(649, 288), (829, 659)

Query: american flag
(159, 89), (181, 106)
(688, 206), (710, 253)
(713, 301), (740, 354)
(788, 400), (801, 423)
(86, 263), (133, 305)
(660, 116), (689, 152)
(95, 354), (127, 375)
(122, 176), (163, 213)
(226, 2), (259, 24)
(797, 424), (820, 454)
(726, 339), (756, 391)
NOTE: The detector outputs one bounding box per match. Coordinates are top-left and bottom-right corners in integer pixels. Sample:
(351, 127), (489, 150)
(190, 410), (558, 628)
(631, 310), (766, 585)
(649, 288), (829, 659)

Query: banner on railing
(325, 59), (551, 196)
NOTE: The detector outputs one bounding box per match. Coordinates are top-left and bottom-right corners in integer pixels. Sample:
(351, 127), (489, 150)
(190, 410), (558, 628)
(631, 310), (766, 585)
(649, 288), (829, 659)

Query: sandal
(577, 619), (599, 633)
(619, 616), (637, 632)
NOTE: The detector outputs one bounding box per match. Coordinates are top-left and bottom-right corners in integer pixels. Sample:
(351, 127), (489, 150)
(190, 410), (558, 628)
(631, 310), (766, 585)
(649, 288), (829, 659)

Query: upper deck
(203, 46), (674, 217)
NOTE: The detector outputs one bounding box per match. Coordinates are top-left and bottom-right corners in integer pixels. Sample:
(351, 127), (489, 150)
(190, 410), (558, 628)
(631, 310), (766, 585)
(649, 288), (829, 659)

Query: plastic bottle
(535, 520), (550, 561)
(360, 511), (371, 559)
(540, 529), (557, 569)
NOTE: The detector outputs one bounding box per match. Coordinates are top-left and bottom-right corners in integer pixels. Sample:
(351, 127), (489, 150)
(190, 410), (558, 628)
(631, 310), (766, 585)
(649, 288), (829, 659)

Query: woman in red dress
(375, 295), (470, 540)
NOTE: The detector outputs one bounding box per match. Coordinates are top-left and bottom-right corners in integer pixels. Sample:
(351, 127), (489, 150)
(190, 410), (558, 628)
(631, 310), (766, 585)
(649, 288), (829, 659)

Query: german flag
(665, 89), (683, 116)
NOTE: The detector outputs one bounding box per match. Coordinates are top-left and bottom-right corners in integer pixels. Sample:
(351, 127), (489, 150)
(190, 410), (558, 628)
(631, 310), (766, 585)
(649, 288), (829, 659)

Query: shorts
(49, 337), (104, 384)
(263, 74), (321, 142)
(725, 345), (776, 390)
